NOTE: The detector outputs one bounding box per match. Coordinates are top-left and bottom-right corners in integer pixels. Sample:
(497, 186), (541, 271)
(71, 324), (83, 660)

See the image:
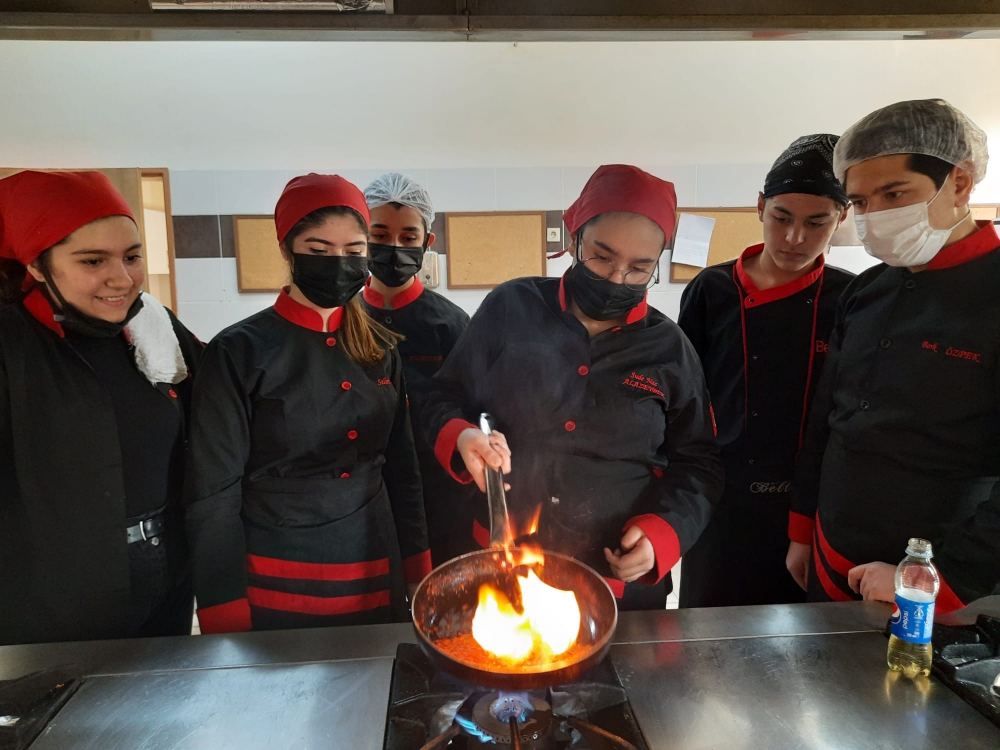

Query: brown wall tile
(430, 213), (447, 255)
(174, 215), (221, 259)
(220, 215), (236, 258)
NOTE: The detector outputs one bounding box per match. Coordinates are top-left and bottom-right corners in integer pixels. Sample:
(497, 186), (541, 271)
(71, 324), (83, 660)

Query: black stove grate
(383, 643), (647, 750)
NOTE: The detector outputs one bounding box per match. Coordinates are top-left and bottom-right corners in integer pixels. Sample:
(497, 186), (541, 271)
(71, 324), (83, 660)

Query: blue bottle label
(890, 593), (935, 644)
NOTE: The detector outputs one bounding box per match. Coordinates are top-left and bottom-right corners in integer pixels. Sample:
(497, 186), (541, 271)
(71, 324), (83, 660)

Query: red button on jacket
(326, 337), (336, 347)
(577, 366), (589, 376)
(347, 430), (358, 440)
(341, 381), (352, 391)
(565, 421), (576, 432)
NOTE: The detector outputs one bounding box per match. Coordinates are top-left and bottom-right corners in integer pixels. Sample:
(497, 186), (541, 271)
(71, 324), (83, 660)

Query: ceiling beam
(1, 9), (999, 41)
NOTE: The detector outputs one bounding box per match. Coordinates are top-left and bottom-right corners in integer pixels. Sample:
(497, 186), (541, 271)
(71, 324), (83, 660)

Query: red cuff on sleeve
(623, 514), (681, 585)
(434, 418), (477, 484)
(472, 518), (490, 549)
(197, 598), (252, 634)
(936, 575), (966, 615)
(788, 511), (815, 545)
(402, 549), (433, 583)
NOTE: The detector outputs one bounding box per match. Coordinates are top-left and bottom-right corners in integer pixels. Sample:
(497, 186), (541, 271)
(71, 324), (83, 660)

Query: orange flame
(471, 555), (581, 664)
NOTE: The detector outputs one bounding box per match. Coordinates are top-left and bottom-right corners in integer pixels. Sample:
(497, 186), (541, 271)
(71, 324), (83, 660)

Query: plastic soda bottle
(887, 538), (940, 678)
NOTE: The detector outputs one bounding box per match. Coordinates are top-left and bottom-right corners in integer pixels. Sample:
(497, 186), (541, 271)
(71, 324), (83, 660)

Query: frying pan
(410, 414), (618, 690)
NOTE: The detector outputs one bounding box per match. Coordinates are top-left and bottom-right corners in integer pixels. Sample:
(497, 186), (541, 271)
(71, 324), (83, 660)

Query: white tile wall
(495, 167), (563, 211)
(695, 164), (767, 207)
(647, 165), (698, 208)
(175, 257), (226, 304)
(171, 164), (776, 336)
(214, 170), (294, 215)
(169, 171), (218, 216)
(425, 168), (496, 213)
(177, 301), (228, 342)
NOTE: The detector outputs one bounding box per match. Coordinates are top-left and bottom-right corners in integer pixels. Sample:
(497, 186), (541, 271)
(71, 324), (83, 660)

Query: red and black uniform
(185, 290), (431, 633)
(422, 274), (724, 610)
(0, 170), (202, 646)
(0, 290), (202, 645)
(677, 246), (853, 608)
(360, 277), (476, 567)
(793, 222), (1000, 612)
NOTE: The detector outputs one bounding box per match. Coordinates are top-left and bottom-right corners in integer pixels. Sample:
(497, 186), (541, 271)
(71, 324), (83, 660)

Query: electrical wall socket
(546, 227), (561, 242)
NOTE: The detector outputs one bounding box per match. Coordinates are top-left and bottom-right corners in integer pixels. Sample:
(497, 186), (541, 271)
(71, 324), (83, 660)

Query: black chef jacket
(0, 288), (201, 645)
(360, 277), (478, 566)
(422, 274), (723, 609)
(677, 246), (853, 607)
(185, 290), (430, 634)
(792, 221), (1000, 612)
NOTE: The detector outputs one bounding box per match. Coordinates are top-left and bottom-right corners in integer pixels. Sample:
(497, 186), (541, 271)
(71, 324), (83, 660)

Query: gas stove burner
(456, 691), (555, 747)
(384, 644), (648, 750)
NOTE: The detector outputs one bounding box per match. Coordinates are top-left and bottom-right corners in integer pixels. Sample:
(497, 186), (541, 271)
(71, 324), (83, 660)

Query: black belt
(126, 515), (166, 545)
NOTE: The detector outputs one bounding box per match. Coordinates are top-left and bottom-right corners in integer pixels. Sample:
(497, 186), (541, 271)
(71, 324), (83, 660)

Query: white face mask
(854, 181), (969, 267)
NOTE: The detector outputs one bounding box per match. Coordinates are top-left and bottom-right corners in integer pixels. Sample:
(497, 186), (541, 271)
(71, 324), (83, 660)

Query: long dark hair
(281, 206), (401, 367)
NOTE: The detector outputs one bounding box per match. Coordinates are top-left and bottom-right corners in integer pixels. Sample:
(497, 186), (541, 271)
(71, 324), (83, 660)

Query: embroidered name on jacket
(922, 340), (981, 362)
(377, 377), (392, 386)
(622, 372), (665, 398)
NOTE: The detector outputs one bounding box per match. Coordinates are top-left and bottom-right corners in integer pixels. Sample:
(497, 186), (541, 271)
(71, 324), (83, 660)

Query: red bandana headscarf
(274, 173), (370, 243)
(563, 165), (678, 242)
(0, 170), (135, 275)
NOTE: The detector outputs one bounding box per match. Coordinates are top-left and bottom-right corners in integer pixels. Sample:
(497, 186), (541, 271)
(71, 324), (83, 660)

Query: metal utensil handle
(479, 413), (510, 549)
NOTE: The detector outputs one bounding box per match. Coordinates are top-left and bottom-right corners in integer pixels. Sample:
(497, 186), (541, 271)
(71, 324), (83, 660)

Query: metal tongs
(479, 413), (511, 549)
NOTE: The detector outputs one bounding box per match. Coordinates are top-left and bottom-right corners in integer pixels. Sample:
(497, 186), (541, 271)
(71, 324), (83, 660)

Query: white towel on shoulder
(125, 293), (189, 385)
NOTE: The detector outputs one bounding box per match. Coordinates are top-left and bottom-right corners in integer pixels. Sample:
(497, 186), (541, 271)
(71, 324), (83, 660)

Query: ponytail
(341, 296), (402, 367)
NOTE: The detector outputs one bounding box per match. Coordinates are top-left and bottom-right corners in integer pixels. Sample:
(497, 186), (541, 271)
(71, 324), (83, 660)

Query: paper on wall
(671, 213), (715, 267)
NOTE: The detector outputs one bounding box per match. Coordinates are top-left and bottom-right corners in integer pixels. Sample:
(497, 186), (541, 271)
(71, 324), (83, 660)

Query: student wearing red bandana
(185, 173), (430, 633)
(676, 135), (854, 608)
(791, 100), (1000, 611)
(0, 170), (202, 645)
(422, 165), (723, 610)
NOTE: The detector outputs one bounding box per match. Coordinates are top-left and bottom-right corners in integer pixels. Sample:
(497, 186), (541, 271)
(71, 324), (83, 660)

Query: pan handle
(479, 413), (511, 549)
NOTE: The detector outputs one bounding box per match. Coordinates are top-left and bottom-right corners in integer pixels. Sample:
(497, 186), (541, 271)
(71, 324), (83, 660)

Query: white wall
(3, 39), (1000, 170)
(2, 38), (997, 337)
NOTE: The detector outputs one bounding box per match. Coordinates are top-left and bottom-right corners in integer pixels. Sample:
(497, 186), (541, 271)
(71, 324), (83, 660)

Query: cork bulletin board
(233, 215), (288, 292)
(669, 208), (762, 283)
(445, 212), (547, 289)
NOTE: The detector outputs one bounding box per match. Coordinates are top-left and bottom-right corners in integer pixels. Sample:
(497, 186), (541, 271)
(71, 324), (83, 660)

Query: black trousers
(124, 519), (193, 638)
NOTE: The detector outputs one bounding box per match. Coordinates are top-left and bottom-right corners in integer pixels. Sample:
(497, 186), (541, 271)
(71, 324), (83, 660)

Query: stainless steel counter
(3, 598), (998, 749)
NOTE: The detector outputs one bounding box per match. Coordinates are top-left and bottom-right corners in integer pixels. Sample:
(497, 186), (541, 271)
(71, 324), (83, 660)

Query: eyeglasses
(577, 245), (660, 291)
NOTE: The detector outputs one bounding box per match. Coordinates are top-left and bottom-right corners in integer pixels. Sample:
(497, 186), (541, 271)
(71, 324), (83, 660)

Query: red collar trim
(274, 287), (344, 332)
(558, 272), (648, 326)
(362, 277), (424, 310)
(735, 243), (824, 309)
(22, 287), (64, 337)
(926, 220), (1000, 271)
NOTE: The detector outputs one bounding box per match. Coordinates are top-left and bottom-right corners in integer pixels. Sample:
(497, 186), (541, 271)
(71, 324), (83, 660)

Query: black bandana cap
(762, 133), (849, 207)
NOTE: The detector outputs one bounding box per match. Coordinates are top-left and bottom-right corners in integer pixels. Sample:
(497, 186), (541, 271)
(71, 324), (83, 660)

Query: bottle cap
(905, 538), (933, 559)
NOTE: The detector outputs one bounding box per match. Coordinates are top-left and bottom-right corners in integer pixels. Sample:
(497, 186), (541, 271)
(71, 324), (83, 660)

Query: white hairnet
(364, 172), (435, 231)
(833, 99), (989, 184)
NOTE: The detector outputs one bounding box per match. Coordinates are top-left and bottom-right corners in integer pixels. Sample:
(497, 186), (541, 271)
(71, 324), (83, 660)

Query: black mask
(368, 243), (424, 288)
(291, 254), (369, 309)
(41, 272), (144, 339)
(564, 261), (645, 322)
